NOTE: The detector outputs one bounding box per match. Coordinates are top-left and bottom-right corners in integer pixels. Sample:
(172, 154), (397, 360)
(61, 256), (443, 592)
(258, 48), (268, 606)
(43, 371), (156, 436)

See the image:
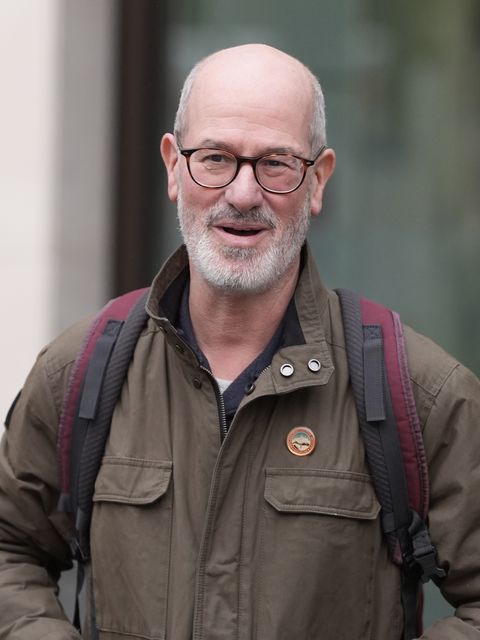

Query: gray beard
(177, 192), (311, 295)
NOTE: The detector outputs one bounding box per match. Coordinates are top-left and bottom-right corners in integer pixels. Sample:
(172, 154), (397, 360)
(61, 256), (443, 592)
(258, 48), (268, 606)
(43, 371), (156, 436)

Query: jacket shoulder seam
(44, 355), (77, 379)
(410, 361), (460, 400)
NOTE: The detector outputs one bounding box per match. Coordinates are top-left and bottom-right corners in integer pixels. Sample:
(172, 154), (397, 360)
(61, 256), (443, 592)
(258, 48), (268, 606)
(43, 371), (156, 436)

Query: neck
(188, 259), (300, 379)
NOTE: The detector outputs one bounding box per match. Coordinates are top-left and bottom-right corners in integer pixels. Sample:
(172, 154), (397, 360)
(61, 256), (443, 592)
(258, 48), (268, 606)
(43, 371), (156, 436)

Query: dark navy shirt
(175, 280), (304, 427)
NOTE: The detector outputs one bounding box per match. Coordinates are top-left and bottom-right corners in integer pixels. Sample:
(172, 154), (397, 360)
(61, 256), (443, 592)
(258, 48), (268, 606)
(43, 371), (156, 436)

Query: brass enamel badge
(286, 427), (316, 457)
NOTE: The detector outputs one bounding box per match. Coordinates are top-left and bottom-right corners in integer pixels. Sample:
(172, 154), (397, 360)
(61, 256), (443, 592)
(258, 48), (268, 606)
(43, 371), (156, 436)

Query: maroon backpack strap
(56, 288), (149, 635)
(57, 288), (148, 502)
(360, 298), (429, 519)
(337, 288), (446, 640)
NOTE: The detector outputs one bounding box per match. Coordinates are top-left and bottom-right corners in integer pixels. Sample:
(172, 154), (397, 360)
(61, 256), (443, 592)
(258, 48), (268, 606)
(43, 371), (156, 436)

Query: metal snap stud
(308, 358), (322, 373)
(193, 378), (202, 389)
(280, 363), (294, 377)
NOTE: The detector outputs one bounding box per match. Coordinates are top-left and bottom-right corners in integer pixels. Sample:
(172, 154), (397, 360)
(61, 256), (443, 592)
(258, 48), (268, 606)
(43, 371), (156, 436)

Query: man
(0, 44), (479, 639)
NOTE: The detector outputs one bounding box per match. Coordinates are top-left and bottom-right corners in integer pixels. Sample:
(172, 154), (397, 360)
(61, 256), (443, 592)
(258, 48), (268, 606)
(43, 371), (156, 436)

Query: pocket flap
(265, 468), (380, 519)
(93, 457), (172, 505)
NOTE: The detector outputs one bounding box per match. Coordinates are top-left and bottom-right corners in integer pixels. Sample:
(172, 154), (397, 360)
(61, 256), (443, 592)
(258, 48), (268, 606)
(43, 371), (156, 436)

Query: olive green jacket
(1, 245), (479, 639)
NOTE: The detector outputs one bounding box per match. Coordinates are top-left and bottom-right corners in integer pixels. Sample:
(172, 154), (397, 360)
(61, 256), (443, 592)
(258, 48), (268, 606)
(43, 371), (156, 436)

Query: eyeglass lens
(188, 149), (305, 192)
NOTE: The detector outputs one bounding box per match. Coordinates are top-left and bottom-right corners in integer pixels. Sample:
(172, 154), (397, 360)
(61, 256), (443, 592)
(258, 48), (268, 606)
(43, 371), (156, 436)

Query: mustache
(205, 204), (278, 229)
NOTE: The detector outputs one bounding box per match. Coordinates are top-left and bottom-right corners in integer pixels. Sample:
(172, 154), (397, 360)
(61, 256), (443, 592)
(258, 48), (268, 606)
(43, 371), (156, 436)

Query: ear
(160, 133), (180, 202)
(309, 148), (336, 216)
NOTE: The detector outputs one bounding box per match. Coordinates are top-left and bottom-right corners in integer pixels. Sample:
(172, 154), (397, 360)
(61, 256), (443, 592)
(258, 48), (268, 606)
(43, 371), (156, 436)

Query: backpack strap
(57, 287), (149, 559)
(336, 288), (446, 640)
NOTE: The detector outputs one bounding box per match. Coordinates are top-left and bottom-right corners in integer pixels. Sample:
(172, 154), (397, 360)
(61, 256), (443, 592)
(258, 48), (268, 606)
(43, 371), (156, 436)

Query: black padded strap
(336, 289), (395, 519)
(337, 288), (411, 528)
(68, 321), (124, 533)
(377, 370), (411, 536)
(336, 288), (417, 638)
(78, 320), (123, 421)
(74, 290), (149, 560)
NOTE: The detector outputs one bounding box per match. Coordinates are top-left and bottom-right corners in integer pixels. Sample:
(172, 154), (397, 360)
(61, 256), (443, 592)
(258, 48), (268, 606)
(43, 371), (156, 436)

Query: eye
(195, 150), (235, 166)
(265, 159), (287, 168)
(204, 153), (228, 163)
(260, 155), (298, 172)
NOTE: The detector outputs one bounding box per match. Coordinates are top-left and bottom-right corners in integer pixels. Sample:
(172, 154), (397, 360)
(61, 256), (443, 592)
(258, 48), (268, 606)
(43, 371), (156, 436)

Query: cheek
(179, 171), (222, 210)
(270, 192), (311, 226)
(177, 188), (210, 234)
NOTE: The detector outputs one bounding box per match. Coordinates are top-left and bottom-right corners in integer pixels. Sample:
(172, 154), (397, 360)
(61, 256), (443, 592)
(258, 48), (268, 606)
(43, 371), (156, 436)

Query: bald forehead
(183, 45), (314, 149)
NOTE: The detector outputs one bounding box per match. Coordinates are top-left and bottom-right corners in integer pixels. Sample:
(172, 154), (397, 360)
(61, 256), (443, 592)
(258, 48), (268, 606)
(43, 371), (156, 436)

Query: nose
(224, 162), (264, 213)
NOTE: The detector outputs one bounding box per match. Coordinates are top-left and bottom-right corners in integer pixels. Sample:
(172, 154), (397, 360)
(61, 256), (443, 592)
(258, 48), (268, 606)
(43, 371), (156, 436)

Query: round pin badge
(286, 427), (316, 457)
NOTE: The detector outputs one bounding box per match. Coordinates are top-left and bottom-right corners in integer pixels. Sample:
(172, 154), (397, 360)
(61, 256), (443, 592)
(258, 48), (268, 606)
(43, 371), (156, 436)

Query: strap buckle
(69, 532), (89, 563)
(407, 511), (446, 583)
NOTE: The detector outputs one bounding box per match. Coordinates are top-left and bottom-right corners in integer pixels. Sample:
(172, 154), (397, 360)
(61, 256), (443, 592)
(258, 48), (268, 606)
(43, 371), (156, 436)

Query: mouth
(221, 226), (263, 237)
(209, 215), (274, 248)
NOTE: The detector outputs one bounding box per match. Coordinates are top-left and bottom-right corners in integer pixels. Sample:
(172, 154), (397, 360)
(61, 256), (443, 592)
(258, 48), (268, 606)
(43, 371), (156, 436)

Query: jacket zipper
(193, 364), (279, 638)
(200, 365), (228, 440)
(257, 365), (271, 380)
(202, 363), (272, 441)
(192, 372), (234, 640)
(167, 328), (227, 440)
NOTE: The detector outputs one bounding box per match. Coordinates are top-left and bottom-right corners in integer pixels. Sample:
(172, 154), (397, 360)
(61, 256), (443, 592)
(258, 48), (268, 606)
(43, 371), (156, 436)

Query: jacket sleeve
(0, 347), (81, 640)
(419, 363), (480, 638)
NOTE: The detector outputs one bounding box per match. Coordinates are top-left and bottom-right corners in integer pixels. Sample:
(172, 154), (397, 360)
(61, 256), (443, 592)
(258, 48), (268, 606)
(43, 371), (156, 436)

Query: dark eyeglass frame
(178, 145), (326, 194)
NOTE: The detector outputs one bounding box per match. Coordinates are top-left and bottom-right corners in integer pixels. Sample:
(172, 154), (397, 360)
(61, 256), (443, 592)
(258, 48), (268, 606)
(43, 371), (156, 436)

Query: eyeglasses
(178, 145), (326, 194)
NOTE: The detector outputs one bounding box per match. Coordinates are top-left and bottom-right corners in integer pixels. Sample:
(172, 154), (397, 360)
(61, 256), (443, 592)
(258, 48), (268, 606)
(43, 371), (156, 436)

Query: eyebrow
(192, 138), (304, 157)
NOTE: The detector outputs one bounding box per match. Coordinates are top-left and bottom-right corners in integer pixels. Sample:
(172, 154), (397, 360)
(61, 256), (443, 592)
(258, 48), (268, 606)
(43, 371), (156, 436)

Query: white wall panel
(0, 0), (59, 426)
(0, 0), (116, 430)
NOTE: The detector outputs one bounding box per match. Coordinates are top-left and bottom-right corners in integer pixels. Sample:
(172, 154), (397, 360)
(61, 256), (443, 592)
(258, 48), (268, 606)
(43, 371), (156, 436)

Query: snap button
(175, 343), (184, 353)
(308, 358), (322, 373)
(245, 382), (256, 395)
(193, 378), (202, 389)
(280, 363), (294, 377)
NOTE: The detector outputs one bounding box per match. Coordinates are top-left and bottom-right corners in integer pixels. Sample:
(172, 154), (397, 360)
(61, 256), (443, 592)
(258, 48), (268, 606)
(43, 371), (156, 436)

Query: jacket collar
(146, 245), (190, 323)
(146, 243), (335, 394)
(147, 244), (330, 333)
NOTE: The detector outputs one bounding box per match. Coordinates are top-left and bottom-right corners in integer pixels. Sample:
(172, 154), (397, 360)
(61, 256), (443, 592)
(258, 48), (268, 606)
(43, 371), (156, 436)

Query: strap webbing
(363, 325), (386, 422)
(73, 560), (84, 631)
(401, 575), (419, 640)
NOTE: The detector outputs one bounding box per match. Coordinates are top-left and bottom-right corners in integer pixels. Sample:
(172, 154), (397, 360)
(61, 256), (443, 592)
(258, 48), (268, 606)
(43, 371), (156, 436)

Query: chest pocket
(91, 457), (173, 640)
(264, 467), (380, 518)
(257, 468), (381, 640)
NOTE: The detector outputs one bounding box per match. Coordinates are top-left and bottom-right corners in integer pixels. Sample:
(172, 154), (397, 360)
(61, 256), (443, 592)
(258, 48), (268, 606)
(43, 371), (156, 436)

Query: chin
(191, 243), (294, 295)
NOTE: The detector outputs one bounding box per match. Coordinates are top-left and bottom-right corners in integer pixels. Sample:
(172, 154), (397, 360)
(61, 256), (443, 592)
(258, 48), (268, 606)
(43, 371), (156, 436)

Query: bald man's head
(174, 44), (326, 155)
(160, 44), (336, 294)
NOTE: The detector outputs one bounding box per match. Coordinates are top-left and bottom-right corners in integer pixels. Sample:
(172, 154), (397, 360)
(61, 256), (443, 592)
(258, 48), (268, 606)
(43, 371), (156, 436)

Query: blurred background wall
(1, 0), (479, 628)
(0, 0), (116, 424)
